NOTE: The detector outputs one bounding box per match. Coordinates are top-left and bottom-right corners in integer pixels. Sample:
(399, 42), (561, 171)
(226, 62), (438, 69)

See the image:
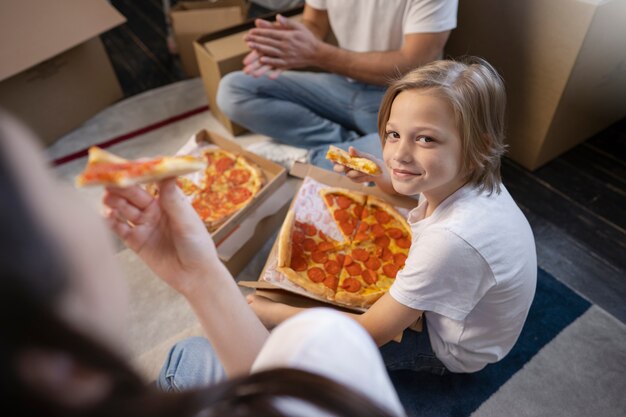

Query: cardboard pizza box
(193, 6), (303, 135)
(177, 129), (291, 276)
(239, 161), (424, 334)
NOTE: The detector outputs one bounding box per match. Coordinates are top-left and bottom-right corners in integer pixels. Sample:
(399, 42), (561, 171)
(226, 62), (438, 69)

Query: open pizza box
(176, 130), (292, 276)
(239, 162), (423, 337)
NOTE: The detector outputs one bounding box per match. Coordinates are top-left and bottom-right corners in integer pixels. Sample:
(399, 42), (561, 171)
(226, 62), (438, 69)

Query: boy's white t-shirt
(305, 0), (458, 52)
(389, 184), (537, 373)
(252, 308), (406, 416)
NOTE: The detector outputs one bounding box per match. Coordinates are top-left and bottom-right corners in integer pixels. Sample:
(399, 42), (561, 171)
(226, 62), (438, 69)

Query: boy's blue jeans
(157, 325), (446, 392)
(216, 71), (386, 163)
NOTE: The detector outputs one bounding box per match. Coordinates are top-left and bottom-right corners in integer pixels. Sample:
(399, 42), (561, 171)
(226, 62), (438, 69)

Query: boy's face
(382, 89), (466, 206)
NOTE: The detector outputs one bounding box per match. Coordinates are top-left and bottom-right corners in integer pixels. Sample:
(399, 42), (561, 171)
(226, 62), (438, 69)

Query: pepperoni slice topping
(354, 232), (369, 241)
(387, 227), (404, 239)
(339, 221), (355, 235)
(374, 235), (391, 248)
(318, 241), (335, 252)
(291, 255), (307, 272)
(323, 275), (339, 291)
(342, 278), (362, 292)
(336, 253), (346, 266)
(302, 238), (317, 252)
(372, 224), (386, 237)
(324, 195), (334, 206)
(334, 209), (349, 222)
(292, 231), (305, 244)
(312, 250), (328, 264)
(343, 255), (353, 266)
(393, 253), (407, 268)
(308, 267), (326, 283)
(396, 237), (411, 249)
(228, 168), (251, 185)
(346, 262), (362, 276)
(351, 248), (369, 262)
(362, 269), (377, 285)
(365, 257), (381, 271)
(382, 263), (399, 278)
(353, 205), (363, 218)
(216, 157), (234, 172)
(361, 208), (369, 219)
(379, 247), (393, 262)
(323, 260), (341, 275)
(375, 210), (391, 224)
(337, 195), (352, 209)
(318, 231), (328, 241)
(302, 224), (315, 236)
(358, 222), (369, 232)
(227, 187), (252, 204)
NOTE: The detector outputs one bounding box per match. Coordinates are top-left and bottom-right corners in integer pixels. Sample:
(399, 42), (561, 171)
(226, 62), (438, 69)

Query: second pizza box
(177, 129), (291, 276)
(240, 161), (421, 315)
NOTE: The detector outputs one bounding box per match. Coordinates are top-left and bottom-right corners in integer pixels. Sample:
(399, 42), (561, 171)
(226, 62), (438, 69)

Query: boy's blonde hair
(378, 57), (507, 194)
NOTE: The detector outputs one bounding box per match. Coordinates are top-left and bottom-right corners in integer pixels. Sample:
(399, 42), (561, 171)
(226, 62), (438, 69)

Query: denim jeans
(156, 336), (226, 392)
(380, 321), (448, 375)
(216, 71), (386, 149)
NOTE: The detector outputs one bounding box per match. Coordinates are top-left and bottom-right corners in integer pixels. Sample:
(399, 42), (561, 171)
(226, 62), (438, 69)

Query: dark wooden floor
(102, 0), (626, 322)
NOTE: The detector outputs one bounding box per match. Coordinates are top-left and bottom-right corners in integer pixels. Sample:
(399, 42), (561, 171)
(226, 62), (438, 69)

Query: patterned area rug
(49, 79), (626, 416)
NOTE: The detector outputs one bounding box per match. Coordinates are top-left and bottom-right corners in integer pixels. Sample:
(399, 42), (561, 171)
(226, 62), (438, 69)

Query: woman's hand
(102, 179), (221, 297)
(333, 147), (397, 195)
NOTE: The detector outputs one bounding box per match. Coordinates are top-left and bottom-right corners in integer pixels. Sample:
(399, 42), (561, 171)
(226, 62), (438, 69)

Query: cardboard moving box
(170, 0), (249, 77)
(0, 0), (126, 145)
(194, 7), (303, 135)
(445, 0), (626, 170)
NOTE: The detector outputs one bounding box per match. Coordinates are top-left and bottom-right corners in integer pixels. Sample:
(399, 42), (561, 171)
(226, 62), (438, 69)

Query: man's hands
(102, 179), (220, 297)
(243, 14), (322, 78)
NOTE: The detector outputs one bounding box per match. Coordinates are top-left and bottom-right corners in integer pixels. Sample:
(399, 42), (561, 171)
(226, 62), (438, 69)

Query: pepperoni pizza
(277, 187), (411, 308)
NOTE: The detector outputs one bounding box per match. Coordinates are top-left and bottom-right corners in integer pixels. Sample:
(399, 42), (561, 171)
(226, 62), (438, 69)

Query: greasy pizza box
(193, 6), (303, 135)
(182, 129), (287, 247)
(239, 161), (419, 313)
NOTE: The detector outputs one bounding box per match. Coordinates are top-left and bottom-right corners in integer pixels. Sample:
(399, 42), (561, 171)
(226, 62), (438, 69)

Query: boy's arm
(248, 293), (421, 347)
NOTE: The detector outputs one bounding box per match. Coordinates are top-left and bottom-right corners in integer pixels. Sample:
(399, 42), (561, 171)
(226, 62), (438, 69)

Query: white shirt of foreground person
(306, 0), (458, 53)
(253, 308), (406, 417)
(390, 184), (537, 373)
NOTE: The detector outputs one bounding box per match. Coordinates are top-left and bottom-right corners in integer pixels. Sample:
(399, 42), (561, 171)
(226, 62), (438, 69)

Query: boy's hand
(102, 179), (220, 297)
(333, 147), (397, 195)
(246, 294), (300, 329)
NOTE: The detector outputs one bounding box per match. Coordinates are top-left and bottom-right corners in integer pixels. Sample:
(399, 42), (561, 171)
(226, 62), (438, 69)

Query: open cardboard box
(0, 0), (125, 145)
(179, 130), (291, 276)
(445, 0), (626, 170)
(239, 162), (423, 335)
(193, 6), (303, 135)
(169, 0), (249, 77)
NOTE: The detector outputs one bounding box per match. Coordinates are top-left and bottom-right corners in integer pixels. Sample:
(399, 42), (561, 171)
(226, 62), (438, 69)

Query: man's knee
(216, 71), (252, 118)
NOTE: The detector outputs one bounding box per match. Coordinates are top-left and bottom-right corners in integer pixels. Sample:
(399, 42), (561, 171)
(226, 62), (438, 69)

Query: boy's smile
(383, 88), (466, 211)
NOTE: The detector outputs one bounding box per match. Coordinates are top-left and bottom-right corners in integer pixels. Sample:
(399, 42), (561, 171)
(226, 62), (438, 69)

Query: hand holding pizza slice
(326, 145), (382, 176)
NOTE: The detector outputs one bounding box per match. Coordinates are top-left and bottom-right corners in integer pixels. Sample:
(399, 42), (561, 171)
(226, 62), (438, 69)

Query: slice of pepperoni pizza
(335, 248), (387, 308)
(277, 210), (345, 300)
(319, 188), (366, 241)
(75, 146), (206, 188)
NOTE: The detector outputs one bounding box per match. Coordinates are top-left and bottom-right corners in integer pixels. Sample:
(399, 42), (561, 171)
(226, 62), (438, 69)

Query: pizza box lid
(183, 130), (288, 244)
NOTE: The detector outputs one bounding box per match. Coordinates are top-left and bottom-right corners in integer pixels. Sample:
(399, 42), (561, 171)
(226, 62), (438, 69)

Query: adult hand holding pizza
(102, 179), (220, 297)
(103, 179), (269, 375)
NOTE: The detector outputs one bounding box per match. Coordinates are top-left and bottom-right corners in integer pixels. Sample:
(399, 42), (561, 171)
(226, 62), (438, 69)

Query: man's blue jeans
(217, 70), (386, 162)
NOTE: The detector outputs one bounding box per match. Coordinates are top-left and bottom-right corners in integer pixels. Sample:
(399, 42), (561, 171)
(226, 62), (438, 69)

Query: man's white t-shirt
(253, 308), (406, 416)
(389, 184), (537, 373)
(306, 0), (458, 52)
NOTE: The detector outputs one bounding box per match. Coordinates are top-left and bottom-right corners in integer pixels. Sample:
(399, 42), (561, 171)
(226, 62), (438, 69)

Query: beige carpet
(49, 78), (280, 381)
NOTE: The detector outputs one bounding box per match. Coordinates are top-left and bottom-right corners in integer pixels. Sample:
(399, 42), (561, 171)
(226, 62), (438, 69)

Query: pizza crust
(334, 288), (385, 308)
